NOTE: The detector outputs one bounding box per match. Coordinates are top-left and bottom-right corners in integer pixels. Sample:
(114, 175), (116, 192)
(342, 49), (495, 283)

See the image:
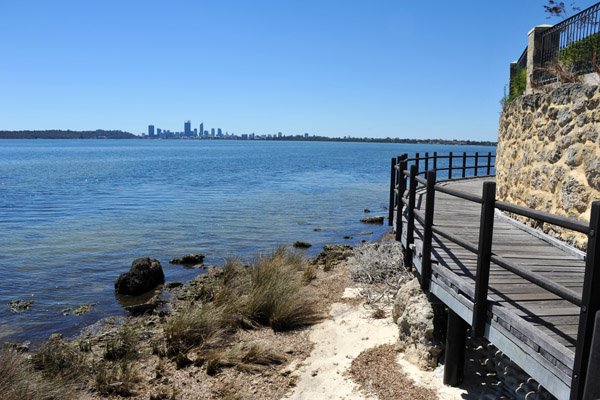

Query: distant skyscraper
(211, 128), (215, 136)
(217, 128), (222, 136)
(200, 122), (204, 137)
(184, 120), (191, 137)
(148, 125), (155, 137)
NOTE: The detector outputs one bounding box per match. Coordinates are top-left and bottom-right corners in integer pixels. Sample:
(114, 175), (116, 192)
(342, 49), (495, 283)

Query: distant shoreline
(0, 131), (496, 146)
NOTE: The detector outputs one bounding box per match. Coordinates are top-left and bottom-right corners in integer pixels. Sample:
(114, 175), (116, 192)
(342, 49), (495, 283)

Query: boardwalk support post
(444, 309), (468, 386)
(472, 181), (496, 337)
(571, 201), (600, 400)
(395, 157), (408, 242)
(405, 164), (418, 268)
(421, 170), (436, 291)
(582, 311), (600, 399)
(388, 158), (396, 226)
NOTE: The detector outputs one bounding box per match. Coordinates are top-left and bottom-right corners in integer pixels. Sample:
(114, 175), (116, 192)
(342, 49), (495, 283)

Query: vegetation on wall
(501, 66), (527, 108)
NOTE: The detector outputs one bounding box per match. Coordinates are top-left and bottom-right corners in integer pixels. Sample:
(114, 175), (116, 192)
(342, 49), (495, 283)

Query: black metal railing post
(404, 164), (418, 268)
(421, 170), (436, 291)
(448, 152), (453, 180)
(475, 152), (479, 177)
(462, 152), (467, 178)
(425, 152), (429, 171)
(389, 157), (397, 226)
(571, 201), (600, 400)
(395, 158), (408, 242)
(487, 152), (492, 175)
(472, 181), (496, 337)
(433, 152), (437, 171)
(415, 153), (420, 172)
(582, 311), (600, 399)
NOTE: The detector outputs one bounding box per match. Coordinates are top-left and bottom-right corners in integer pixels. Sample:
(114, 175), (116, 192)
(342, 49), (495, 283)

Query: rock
(363, 209), (371, 213)
(170, 254), (205, 266)
(293, 241), (312, 249)
(393, 278), (443, 370)
(343, 236), (352, 239)
(8, 299), (33, 313)
(49, 333), (63, 341)
(115, 257), (165, 296)
(165, 281), (183, 289)
(125, 295), (166, 316)
(360, 216), (384, 224)
(358, 231), (373, 235)
(312, 228), (324, 232)
(176, 353), (193, 369)
(2, 342), (29, 353)
(67, 303), (98, 316)
(310, 244), (353, 270)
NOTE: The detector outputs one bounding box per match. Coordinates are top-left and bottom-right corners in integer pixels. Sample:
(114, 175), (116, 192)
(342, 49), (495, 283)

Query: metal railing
(538, 2), (600, 85)
(389, 152), (600, 400)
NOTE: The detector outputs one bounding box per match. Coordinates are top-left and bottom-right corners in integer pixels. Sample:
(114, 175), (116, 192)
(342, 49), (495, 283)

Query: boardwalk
(396, 177), (586, 400)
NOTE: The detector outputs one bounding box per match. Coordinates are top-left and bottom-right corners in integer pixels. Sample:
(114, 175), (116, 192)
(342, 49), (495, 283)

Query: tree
(544, 1), (580, 19)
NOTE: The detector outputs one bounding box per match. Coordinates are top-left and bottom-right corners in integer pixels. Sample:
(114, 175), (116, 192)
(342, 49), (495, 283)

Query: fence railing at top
(538, 2), (600, 85)
(389, 152), (600, 399)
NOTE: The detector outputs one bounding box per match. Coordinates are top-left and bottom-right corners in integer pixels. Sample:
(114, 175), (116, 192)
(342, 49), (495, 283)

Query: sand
(285, 287), (468, 400)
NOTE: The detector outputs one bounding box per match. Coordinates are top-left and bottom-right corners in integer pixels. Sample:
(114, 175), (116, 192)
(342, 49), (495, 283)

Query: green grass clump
(0, 348), (77, 400)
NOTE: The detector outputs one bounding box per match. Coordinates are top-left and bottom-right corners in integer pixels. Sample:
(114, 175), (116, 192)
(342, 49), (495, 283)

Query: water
(0, 139), (495, 344)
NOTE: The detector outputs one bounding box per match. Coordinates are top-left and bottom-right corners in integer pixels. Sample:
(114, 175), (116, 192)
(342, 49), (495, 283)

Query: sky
(0, 1), (597, 141)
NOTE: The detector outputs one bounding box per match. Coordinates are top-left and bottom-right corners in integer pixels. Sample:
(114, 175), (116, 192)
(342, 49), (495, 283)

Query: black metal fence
(538, 2), (600, 85)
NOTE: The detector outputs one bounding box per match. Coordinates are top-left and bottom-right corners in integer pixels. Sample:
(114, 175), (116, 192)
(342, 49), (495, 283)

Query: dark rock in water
(343, 236), (353, 239)
(170, 253), (205, 266)
(360, 239), (366, 243)
(293, 241), (312, 249)
(313, 228), (324, 232)
(8, 299), (33, 313)
(358, 231), (373, 235)
(115, 257), (165, 296)
(364, 208), (371, 213)
(360, 216), (385, 225)
(165, 281), (183, 289)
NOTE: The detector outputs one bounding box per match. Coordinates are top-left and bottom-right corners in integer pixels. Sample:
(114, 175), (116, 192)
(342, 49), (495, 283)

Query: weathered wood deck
(397, 178), (584, 400)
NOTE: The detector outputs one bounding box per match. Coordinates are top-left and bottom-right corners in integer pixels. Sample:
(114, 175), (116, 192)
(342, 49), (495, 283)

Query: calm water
(0, 139), (495, 344)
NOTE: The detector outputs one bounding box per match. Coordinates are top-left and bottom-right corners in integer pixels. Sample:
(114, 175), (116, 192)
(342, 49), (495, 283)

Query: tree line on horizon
(0, 130), (137, 139)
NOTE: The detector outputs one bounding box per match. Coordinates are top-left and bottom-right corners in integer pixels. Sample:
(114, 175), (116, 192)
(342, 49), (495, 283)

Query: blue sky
(0, 1), (596, 140)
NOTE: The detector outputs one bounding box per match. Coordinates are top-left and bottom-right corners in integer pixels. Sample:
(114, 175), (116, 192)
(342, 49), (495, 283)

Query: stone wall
(496, 83), (600, 249)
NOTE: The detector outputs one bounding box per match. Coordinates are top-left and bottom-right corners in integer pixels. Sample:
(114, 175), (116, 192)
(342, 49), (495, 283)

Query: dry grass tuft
(205, 342), (286, 375)
(0, 348), (77, 400)
(94, 359), (140, 397)
(164, 303), (231, 356)
(104, 325), (138, 361)
(31, 337), (87, 383)
(244, 247), (323, 331)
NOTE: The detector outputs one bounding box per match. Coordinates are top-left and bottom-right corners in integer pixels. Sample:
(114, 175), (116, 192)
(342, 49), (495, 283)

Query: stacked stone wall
(496, 83), (600, 249)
